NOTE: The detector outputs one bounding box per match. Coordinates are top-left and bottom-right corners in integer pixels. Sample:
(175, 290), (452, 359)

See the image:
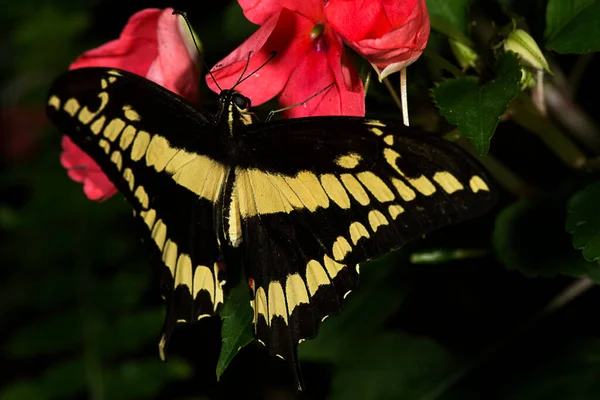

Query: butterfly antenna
(232, 51), (277, 90)
(265, 82), (335, 122)
(233, 51), (253, 88)
(173, 10), (222, 92)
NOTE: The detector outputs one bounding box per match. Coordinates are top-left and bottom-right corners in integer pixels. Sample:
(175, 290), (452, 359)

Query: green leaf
(545, 0), (600, 53)
(493, 195), (600, 279)
(329, 333), (457, 400)
(427, 0), (473, 44)
(566, 182), (600, 264)
(431, 52), (522, 155)
(216, 280), (254, 380)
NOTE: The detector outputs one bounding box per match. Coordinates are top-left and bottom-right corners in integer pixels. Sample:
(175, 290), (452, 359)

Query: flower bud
(449, 38), (478, 71)
(504, 29), (551, 73)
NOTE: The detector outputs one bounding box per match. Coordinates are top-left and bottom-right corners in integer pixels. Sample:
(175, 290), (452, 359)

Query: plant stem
(383, 77), (403, 112)
(423, 48), (464, 78)
(511, 93), (587, 169)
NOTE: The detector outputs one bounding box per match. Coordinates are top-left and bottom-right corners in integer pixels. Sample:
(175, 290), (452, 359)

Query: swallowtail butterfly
(46, 67), (495, 387)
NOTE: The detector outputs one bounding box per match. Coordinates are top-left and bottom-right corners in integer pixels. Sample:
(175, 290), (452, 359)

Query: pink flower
(61, 8), (200, 200)
(325, 0), (430, 80)
(207, 0), (365, 118)
(207, 0), (430, 117)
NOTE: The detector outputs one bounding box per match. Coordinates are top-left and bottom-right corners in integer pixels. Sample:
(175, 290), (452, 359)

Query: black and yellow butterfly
(46, 67), (495, 387)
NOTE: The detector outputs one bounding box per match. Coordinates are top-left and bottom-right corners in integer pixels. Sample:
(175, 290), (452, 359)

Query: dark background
(2, 1), (600, 399)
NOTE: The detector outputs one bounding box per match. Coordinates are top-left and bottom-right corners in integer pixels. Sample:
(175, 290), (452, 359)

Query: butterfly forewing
(46, 68), (227, 357)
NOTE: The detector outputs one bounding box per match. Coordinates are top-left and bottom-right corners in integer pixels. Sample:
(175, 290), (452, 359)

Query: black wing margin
(46, 67), (227, 358)
(230, 117), (496, 384)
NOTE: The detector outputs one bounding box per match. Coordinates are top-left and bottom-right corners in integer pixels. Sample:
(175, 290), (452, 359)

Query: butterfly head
(217, 89), (254, 136)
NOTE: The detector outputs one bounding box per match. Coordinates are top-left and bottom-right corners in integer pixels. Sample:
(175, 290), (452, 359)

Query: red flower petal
(324, 0), (386, 41)
(326, 0), (428, 80)
(207, 9), (312, 106)
(60, 136), (118, 201)
(280, 33), (364, 118)
(239, 0), (282, 24)
(61, 8), (200, 201)
(70, 9), (162, 76)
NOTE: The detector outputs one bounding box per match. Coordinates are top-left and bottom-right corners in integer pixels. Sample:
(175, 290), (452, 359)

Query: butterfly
(46, 66), (495, 388)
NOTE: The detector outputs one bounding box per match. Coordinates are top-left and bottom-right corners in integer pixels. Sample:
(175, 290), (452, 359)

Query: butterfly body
(47, 67), (496, 387)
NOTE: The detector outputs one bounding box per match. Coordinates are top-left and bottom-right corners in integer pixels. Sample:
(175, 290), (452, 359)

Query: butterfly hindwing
(46, 68), (227, 357)
(227, 118), (495, 365)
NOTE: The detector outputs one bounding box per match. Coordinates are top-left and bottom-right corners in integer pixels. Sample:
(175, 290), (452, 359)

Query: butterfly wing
(46, 67), (228, 357)
(227, 117), (496, 374)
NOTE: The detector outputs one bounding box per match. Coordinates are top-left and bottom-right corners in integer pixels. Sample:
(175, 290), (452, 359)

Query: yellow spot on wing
(123, 105), (141, 121)
(90, 115), (106, 135)
(349, 221), (370, 245)
(134, 186), (149, 209)
(323, 254), (345, 278)
(305, 259), (330, 296)
(140, 208), (156, 229)
(334, 153), (362, 169)
(151, 219), (167, 252)
(383, 135), (394, 146)
(48, 95), (60, 110)
(320, 174), (351, 209)
(107, 69), (122, 77)
(122, 167), (134, 191)
(391, 178), (416, 201)
(175, 253), (192, 289)
(63, 98), (80, 116)
(146, 135), (178, 172)
(255, 287), (268, 326)
(193, 265), (215, 306)
(356, 171), (395, 202)
(285, 274), (309, 314)
(101, 79), (108, 89)
(110, 150), (123, 171)
(340, 174), (370, 205)
(167, 152), (227, 203)
(332, 236), (352, 261)
(368, 209), (389, 232)
(409, 176), (436, 196)
(283, 171), (329, 212)
(365, 120), (386, 127)
(370, 127), (384, 136)
(131, 130), (150, 161)
(98, 139), (110, 154)
(103, 118), (126, 142)
(469, 175), (490, 192)
(268, 281), (288, 323)
(164, 151), (196, 171)
(119, 125), (136, 150)
(388, 204), (404, 219)
(384, 148), (436, 196)
(433, 171), (464, 194)
(162, 239), (178, 276)
(79, 92), (109, 124)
